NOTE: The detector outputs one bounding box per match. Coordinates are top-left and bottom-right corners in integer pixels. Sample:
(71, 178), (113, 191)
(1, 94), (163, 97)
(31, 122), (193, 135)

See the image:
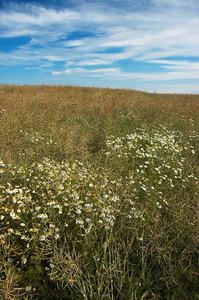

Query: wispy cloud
(52, 69), (71, 75)
(52, 66), (199, 82)
(150, 60), (199, 71)
(0, 0), (199, 92)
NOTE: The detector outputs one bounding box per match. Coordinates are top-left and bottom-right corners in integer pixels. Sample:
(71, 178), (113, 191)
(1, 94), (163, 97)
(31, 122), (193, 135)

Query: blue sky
(0, 0), (199, 93)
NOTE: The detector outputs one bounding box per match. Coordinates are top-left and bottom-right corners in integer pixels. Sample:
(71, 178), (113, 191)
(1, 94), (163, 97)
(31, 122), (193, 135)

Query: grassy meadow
(0, 84), (199, 299)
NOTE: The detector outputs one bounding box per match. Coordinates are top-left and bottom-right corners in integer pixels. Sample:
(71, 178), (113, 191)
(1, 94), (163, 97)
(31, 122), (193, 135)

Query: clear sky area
(0, 0), (199, 94)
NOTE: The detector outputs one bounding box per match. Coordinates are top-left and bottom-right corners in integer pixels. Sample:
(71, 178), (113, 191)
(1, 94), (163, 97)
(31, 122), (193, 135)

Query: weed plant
(0, 85), (199, 299)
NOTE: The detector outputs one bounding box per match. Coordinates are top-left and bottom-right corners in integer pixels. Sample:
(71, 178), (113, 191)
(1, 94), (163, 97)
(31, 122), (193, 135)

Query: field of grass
(0, 84), (199, 299)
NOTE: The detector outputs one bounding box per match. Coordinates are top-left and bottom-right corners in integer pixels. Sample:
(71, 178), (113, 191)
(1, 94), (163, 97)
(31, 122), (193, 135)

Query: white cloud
(51, 66), (199, 82)
(77, 59), (109, 66)
(0, 5), (79, 28)
(65, 40), (84, 47)
(0, 0), (199, 91)
(150, 60), (199, 71)
(52, 69), (71, 75)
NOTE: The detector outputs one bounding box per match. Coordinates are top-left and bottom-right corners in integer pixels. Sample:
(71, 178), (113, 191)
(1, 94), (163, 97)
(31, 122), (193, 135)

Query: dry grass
(1, 84), (199, 165)
(1, 84), (199, 117)
(0, 84), (199, 299)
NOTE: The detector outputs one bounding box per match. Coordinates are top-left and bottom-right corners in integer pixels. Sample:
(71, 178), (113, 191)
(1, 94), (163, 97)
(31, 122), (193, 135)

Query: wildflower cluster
(1, 126), (197, 248)
(0, 126), (198, 296)
(18, 129), (58, 158)
(0, 160), (5, 174)
(105, 126), (198, 216)
(19, 129), (57, 146)
(0, 158), (121, 251)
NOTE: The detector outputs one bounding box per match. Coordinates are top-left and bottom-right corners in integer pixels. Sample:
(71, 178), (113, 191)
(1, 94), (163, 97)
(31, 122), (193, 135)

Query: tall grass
(0, 85), (199, 299)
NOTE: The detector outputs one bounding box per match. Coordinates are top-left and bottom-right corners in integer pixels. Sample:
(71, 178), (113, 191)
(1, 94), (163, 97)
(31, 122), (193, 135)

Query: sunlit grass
(0, 85), (199, 299)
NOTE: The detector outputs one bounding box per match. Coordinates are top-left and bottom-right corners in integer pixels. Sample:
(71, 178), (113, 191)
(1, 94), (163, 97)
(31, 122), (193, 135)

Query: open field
(0, 85), (199, 299)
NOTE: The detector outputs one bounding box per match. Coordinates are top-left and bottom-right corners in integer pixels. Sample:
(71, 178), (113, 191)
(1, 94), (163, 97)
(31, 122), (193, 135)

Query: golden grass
(1, 84), (199, 118)
(1, 84), (199, 166)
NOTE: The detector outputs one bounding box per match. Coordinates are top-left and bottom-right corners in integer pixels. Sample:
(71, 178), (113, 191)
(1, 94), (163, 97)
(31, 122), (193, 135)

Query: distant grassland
(1, 85), (199, 164)
(0, 85), (199, 300)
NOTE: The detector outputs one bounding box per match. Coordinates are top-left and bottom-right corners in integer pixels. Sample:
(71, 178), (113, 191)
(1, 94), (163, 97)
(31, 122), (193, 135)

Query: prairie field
(0, 85), (199, 300)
